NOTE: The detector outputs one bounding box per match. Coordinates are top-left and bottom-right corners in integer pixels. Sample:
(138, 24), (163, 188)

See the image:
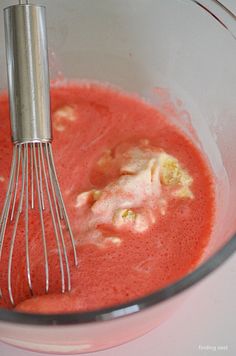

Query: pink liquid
(0, 83), (215, 313)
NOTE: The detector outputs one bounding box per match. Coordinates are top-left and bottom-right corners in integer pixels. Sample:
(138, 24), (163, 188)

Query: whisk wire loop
(0, 143), (78, 305)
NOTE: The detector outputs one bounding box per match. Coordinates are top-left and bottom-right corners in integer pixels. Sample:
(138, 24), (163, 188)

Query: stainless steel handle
(4, 4), (52, 144)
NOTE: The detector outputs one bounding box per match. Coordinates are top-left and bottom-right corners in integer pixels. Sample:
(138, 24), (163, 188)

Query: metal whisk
(0, 1), (78, 306)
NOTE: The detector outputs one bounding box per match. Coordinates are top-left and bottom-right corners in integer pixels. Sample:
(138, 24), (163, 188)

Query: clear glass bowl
(0, 0), (236, 354)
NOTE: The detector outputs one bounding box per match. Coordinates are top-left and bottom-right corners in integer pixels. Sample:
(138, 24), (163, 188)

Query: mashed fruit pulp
(0, 83), (215, 313)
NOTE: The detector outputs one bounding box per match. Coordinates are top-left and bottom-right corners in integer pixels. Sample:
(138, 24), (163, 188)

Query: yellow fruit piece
(121, 209), (136, 220)
(92, 190), (102, 201)
(113, 208), (137, 227)
(159, 154), (193, 186)
(75, 189), (102, 207)
(174, 186), (194, 199)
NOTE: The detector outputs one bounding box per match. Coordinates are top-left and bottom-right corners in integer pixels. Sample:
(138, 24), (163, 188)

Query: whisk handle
(4, 4), (52, 144)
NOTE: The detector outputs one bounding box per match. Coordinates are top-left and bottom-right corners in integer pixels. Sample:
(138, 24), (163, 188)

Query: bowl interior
(0, 0), (236, 321)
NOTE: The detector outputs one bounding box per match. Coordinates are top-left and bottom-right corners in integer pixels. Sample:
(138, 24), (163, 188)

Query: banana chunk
(159, 153), (193, 199)
(159, 153), (193, 187)
(53, 105), (77, 131)
(76, 141), (194, 247)
(113, 209), (137, 227)
(113, 209), (149, 233)
(174, 186), (194, 199)
(54, 106), (77, 121)
(75, 189), (102, 208)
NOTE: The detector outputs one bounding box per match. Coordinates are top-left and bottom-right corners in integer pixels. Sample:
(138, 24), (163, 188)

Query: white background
(1, 0), (236, 355)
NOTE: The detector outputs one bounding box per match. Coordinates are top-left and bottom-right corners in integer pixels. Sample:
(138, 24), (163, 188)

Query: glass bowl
(0, 0), (236, 354)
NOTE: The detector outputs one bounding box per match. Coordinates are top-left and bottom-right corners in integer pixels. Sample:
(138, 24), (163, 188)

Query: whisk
(0, 1), (78, 305)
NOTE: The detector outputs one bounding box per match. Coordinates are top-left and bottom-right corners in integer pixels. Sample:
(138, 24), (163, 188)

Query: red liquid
(0, 83), (215, 313)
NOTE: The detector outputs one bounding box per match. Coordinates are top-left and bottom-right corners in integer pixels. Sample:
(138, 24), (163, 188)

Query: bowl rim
(0, 0), (236, 326)
(0, 234), (235, 325)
